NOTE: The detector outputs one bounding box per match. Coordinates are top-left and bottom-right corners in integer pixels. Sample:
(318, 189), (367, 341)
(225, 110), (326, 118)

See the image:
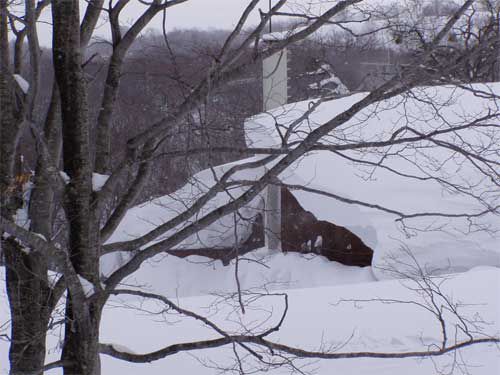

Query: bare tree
(0, 0), (499, 374)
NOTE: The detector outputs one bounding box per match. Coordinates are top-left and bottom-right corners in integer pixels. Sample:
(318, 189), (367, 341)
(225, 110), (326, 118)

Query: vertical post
(262, 46), (288, 251)
(269, 0), (272, 33)
(262, 49), (288, 110)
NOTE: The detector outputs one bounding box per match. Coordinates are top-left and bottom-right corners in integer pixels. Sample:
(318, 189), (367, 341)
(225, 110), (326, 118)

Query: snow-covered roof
(101, 156), (273, 277)
(244, 83), (500, 278)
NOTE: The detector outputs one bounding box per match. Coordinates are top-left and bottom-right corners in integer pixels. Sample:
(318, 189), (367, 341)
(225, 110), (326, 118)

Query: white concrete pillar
(262, 48), (288, 251)
(262, 49), (288, 110)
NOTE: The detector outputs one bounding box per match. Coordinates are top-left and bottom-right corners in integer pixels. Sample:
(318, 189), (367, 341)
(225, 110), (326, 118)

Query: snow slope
(101, 156), (271, 277)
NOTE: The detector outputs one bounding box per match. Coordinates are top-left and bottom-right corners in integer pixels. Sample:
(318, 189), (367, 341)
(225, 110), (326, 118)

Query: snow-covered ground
(109, 248), (377, 298)
(99, 266), (500, 375)
(2, 263), (499, 374)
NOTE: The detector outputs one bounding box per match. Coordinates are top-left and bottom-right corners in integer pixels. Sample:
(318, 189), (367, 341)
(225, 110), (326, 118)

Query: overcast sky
(32, 0), (276, 46)
(22, 0), (401, 46)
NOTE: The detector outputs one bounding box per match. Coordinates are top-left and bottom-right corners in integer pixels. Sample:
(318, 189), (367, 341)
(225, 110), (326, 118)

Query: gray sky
(34, 0), (274, 46)
(26, 0), (396, 46)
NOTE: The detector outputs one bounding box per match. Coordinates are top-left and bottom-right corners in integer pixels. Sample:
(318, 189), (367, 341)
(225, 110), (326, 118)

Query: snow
(111, 248), (376, 299)
(308, 75), (350, 94)
(12, 74), (29, 94)
(58, 171), (108, 190)
(102, 343), (137, 355)
(48, 271), (62, 288)
(307, 63), (350, 95)
(2, 265), (497, 374)
(101, 83), (500, 281)
(245, 82), (500, 278)
(92, 173), (109, 191)
(1, 79), (499, 375)
(99, 267), (500, 374)
(59, 171), (70, 184)
(100, 156), (274, 277)
(13, 207), (30, 231)
(1, 5), (498, 374)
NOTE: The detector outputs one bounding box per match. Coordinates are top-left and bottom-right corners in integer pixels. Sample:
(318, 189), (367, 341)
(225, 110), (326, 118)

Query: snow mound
(116, 247), (376, 298)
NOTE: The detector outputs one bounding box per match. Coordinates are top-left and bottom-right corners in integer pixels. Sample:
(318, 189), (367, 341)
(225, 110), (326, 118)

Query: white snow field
(1, 265), (499, 374)
(101, 266), (500, 375)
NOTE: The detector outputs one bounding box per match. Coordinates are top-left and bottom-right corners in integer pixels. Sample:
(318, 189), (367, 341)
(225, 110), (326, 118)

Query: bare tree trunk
(52, 1), (101, 373)
(0, 0), (20, 204)
(29, 0), (103, 242)
(1, 2), (52, 374)
(61, 300), (103, 375)
(29, 83), (62, 240)
(4, 243), (50, 375)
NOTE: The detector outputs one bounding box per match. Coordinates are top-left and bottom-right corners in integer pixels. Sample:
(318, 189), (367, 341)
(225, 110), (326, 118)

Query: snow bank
(99, 267), (500, 375)
(103, 268), (500, 374)
(111, 248), (376, 298)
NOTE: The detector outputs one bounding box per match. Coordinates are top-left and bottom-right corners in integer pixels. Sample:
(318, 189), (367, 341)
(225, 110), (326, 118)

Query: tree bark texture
(4, 241), (50, 375)
(52, 1), (101, 374)
(1, 2), (52, 374)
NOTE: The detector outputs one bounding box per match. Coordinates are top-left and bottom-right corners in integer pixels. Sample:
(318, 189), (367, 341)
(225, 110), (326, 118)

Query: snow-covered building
(105, 85), (500, 283)
(102, 32), (500, 284)
(244, 82), (500, 279)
